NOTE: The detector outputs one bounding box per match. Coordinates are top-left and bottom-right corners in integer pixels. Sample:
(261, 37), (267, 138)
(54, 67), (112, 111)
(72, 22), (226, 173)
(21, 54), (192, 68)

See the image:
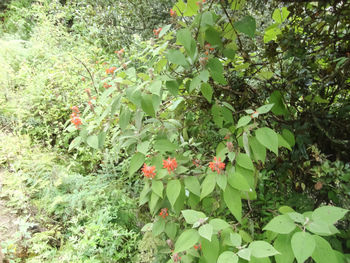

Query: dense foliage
(0, 0), (349, 262)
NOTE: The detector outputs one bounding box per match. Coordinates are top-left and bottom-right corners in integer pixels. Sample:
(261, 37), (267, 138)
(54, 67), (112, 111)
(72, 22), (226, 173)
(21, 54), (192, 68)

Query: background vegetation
(0, 0), (349, 262)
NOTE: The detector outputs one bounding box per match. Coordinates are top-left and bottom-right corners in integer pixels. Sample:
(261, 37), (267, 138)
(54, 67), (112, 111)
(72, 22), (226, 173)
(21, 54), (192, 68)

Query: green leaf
(217, 251), (239, 263)
(119, 107), (131, 130)
(205, 27), (222, 48)
(274, 233), (295, 263)
(207, 58), (227, 84)
(183, 0), (199, 16)
(216, 173), (227, 190)
(69, 136), (82, 151)
(149, 80), (162, 96)
(257, 71), (274, 80)
(264, 23), (281, 43)
(223, 48), (236, 59)
(238, 248), (251, 261)
(228, 171), (251, 191)
(165, 222), (178, 240)
(184, 176), (201, 196)
(269, 91), (288, 116)
(129, 152), (145, 176)
(255, 127), (279, 155)
(312, 206), (348, 225)
(237, 115), (251, 128)
(282, 129), (295, 147)
(149, 192), (160, 215)
(87, 135), (99, 150)
(224, 185), (242, 222)
(167, 49), (189, 68)
(200, 173), (216, 200)
(139, 182), (151, 206)
(202, 235), (220, 262)
(291, 231), (316, 263)
(177, 28), (196, 58)
(182, 209), (206, 224)
(278, 134), (292, 151)
(263, 215), (296, 234)
(189, 75), (201, 93)
(287, 212), (305, 224)
(199, 70), (209, 82)
(154, 139), (178, 152)
(141, 223), (152, 232)
(230, 233), (242, 247)
(256, 104), (274, 114)
(236, 153), (254, 171)
(272, 7), (290, 24)
(159, 24), (171, 38)
(234, 16), (256, 38)
(166, 80), (179, 96)
(312, 235), (337, 263)
(249, 241), (280, 258)
(152, 180), (163, 198)
(174, 229), (199, 253)
(166, 180), (181, 207)
(249, 137), (266, 163)
(278, 206), (295, 214)
(201, 83), (213, 103)
(209, 219), (230, 233)
(152, 218), (165, 236)
(137, 141), (150, 155)
(199, 224), (213, 241)
(201, 11), (214, 27)
(141, 94), (155, 117)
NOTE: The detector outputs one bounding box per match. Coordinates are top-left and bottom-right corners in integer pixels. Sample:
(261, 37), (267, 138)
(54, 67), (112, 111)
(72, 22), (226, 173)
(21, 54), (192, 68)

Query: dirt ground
(0, 169), (18, 263)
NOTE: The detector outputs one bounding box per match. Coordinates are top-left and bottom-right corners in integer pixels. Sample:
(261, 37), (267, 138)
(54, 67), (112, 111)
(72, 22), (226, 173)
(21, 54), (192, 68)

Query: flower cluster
(159, 208), (169, 219)
(163, 157), (178, 173)
(204, 43), (214, 55)
(105, 66), (117, 74)
(114, 48), (124, 55)
(103, 82), (112, 89)
(170, 9), (176, 17)
(70, 106), (82, 129)
(142, 164), (156, 179)
(194, 243), (202, 250)
(209, 156), (226, 174)
(153, 27), (162, 37)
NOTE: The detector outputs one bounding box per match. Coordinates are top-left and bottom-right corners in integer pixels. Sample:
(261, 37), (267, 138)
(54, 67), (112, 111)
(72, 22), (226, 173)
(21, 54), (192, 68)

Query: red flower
(103, 82), (112, 89)
(209, 157), (225, 174)
(159, 208), (169, 219)
(142, 164), (156, 179)
(172, 253), (181, 262)
(163, 157), (177, 173)
(106, 66), (117, 74)
(170, 9), (176, 17)
(153, 27), (162, 37)
(194, 243), (202, 250)
(71, 106), (80, 114)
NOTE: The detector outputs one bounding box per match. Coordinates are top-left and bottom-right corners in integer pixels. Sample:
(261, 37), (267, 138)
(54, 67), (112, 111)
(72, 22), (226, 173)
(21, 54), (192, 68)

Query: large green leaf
(152, 180), (163, 198)
(249, 137), (266, 163)
(234, 16), (256, 38)
(228, 171), (251, 191)
(141, 94), (155, 117)
(217, 251), (239, 263)
(274, 233), (294, 263)
(263, 215), (296, 234)
(237, 115), (251, 128)
(209, 218), (230, 233)
(207, 58), (227, 84)
(182, 209), (206, 224)
(198, 224), (213, 241)
(255, 127), (278, 155)
(201, 83), (213, 103)
(200, 173), (216, 200)
(312, 235), (337, 263)
(224, 185), (242, 222)
(312, 206), (348, 225)
(152, 218), (165, 236)
(184, 176), (201, 196)
(166, 80), (179, 96)
(167, 49), (189, 68)
(177, 28), (196, 58)
(236, 153), (254, 170)
(291, 231), (316, 263)
(249, 241), (280, 258)
(87, 135), (99, 150)
(205, 27), (223, 48)
(166, 180), (181, 207)
(154, 139), (178, 152)
(272, 7), (290, 24)
(119, 107), (131, 130)
(202, 235), (220, 262)
(174, 229), (199, 253)
(129, 152), (145, 176)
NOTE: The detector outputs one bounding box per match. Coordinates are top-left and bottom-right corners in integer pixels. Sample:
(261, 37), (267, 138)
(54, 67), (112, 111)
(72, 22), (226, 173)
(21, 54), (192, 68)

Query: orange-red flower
(106, 66), (117, 74)
(209, 156), (225, 174)
(194, 243), (202, 250)
(170, 9), (176, 17)
(163, 157), (177, 173)
(115, 48), (125, 54)
(70, 106), (82, 129)
(153, 27), (162, 37)
(103, 82), (112, 89)
(159, 208), (169, 219)
(142, 164), (156, 179)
